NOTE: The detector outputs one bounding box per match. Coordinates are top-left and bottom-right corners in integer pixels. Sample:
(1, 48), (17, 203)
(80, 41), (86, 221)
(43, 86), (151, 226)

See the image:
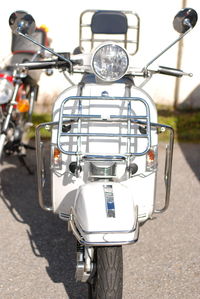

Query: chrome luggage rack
(57, 96), (151, 160)
(79, 10), (140, 55)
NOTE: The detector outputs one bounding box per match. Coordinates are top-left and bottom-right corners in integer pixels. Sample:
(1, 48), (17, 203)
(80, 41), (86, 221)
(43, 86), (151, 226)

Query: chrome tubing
(68, 212), (139, 246)
(57, 95), (151, 157)
(153, 123), (174, 213)
(0, 82), (20, 159)
(35, 122), (55, 212)
(0, 133), (6, 159)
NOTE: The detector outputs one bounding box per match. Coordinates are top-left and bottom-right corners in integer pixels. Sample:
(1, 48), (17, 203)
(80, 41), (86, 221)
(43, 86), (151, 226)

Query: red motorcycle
(0, 23), (49, 172)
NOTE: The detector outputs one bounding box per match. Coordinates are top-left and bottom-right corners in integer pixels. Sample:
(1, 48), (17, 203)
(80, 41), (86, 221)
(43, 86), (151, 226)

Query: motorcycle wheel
(88, 246), (123, 299)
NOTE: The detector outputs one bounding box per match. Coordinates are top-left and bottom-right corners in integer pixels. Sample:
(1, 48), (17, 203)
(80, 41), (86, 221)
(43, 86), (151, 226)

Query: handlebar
(16, 59), (72, 71)
(157, 66), (192, 77)
(14, 59), (192, 80)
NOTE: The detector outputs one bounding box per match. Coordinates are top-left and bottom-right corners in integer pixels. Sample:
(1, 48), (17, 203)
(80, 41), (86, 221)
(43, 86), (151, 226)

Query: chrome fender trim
(68, 208), (139, 246)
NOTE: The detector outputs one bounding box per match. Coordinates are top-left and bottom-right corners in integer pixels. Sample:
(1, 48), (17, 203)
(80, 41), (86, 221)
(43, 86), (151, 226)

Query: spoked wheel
(88, 246), (123, 299)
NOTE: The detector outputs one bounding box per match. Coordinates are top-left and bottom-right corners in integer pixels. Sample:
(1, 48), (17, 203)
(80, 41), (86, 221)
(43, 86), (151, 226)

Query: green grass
(157, 106), (200, 142)
(29, 113), (51, 139)
(29, 108), (200, 143)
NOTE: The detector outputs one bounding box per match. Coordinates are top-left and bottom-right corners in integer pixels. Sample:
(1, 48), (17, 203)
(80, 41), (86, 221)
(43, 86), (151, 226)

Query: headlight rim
(91, 42), (129, 82)
(0, 76), (14, 105)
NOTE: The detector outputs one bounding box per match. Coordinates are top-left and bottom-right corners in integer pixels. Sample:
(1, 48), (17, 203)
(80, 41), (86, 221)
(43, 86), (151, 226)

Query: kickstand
(18, 155), (34, 175)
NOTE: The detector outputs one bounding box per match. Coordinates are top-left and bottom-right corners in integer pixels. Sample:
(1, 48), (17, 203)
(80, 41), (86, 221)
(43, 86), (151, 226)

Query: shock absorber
(75, 242), (85, 281)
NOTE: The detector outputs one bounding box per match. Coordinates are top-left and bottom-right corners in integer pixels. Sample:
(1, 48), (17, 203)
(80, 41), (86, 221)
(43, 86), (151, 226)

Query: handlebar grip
(17, 60), (70, 70)
(158, 66), (185, 77)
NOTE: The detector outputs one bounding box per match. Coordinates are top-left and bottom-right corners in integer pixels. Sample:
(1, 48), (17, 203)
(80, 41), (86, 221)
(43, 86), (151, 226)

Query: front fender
(73, 181), (139, 244)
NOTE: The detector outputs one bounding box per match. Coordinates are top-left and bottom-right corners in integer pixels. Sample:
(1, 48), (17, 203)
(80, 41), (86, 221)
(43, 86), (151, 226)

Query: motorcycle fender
(73, 181), (138, 243)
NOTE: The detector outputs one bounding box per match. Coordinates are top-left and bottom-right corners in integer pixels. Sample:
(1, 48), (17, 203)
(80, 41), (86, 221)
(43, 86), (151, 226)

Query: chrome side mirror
(145, 8), (198, 69)
(8, 10), (73, 70)
(9, 11), (36, 35)
(173, 8), (198, 33)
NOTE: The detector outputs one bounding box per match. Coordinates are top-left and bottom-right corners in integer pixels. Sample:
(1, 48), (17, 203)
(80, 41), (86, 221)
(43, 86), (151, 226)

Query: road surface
(0, 142), (200, 299)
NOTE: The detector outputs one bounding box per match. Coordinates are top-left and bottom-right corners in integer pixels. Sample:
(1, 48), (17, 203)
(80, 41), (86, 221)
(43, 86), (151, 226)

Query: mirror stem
(17, 30), (73, 72)
(144, 27), (192, 70)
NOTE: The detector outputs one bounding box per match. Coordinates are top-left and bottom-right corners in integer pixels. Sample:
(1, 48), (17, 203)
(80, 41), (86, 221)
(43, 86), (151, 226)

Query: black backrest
(79, 10), (140, 55)
(91, 11), (128, 35)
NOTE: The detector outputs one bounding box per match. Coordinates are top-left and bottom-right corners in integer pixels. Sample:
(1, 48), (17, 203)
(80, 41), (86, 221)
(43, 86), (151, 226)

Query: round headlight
(91, 43), (129, 82)
(0, 77), (14, 104)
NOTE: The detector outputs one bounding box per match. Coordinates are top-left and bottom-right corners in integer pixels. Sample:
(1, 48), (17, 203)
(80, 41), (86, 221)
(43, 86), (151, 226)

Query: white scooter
(9, 8), (197, 298)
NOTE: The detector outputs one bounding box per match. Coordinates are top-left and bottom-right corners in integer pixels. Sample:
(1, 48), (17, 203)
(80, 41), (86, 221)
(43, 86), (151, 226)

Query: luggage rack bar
(57, 96), (151, 158)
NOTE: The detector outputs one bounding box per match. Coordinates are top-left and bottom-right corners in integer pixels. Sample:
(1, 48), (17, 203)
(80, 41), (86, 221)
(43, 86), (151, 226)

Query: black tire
(88, 246), (123, 299)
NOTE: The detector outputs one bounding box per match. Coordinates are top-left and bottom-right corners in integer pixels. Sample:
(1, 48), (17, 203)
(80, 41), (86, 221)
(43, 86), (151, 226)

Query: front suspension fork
(0, 82), (21, 159)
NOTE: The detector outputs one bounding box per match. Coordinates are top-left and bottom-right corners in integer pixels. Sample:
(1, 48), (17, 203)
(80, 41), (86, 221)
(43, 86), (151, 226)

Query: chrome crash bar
(68, 208), (139, 246)
(153, 123), (174, 214)
(35, 120), (174, 214)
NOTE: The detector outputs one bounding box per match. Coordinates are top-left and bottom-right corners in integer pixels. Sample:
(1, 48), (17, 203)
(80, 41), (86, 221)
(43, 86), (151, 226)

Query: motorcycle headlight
(91, 43), (129, 82)
(0, 77), (14, 104)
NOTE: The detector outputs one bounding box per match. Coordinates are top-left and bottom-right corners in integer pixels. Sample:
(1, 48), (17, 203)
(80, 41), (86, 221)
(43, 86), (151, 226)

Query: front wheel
(88, 246), (123, 299)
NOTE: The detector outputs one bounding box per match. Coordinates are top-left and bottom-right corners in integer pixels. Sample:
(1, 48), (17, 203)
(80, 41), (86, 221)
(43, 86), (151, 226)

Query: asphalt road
(0, 142), (200, 299)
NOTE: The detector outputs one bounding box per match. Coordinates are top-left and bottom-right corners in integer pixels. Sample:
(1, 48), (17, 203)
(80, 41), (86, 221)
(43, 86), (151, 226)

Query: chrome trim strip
(104, 184), (115, 218)
(83, 155), (126, 161)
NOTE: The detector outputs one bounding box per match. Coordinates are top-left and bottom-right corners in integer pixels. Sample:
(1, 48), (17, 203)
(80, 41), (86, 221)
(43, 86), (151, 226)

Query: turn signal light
(54, 148), (61, 159)
(17, 99), (30, 112)
(53, 147), (62, 168)
(146, 146), (158, 172)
